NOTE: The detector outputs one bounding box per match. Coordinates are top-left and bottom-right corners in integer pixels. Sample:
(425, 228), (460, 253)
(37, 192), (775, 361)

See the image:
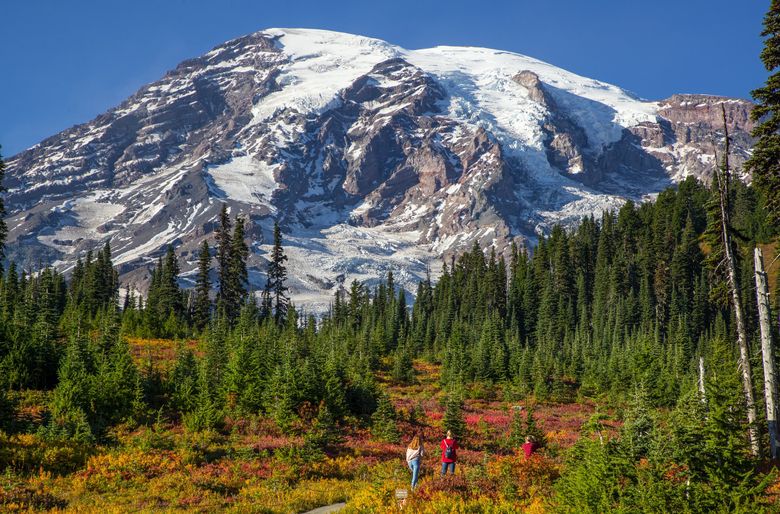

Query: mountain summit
(5, 28), (754, 308)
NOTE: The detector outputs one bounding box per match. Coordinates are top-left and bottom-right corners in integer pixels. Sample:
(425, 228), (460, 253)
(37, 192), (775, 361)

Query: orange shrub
(77, 449), (183, 491)
(403, 490), (527, 513)
(486, 453), (559, 500)
(0, 432), (91, 475)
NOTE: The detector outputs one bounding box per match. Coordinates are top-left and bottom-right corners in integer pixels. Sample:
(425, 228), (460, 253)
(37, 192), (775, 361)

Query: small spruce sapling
(371, 392), (399, 442)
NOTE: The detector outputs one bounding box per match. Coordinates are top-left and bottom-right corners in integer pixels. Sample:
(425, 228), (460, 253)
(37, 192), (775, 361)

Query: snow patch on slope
(206, 155), (278, 210)
(403, 45), (658, 158)
(37, 193), (125, 249)
(251, 28), (400, 123)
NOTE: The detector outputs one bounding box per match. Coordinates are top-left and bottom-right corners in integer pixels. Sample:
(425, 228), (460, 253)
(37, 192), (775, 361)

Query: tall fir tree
(746, 0), (780, 226)
(227, 216), (249, 318)
(215, 204), (233, 318)
(266, 221), (289, 324)
(0, 147), (6, 267)
(160, 244), (184, 319)
(193, 240), (212, 331)
(508, 406), (524, 449)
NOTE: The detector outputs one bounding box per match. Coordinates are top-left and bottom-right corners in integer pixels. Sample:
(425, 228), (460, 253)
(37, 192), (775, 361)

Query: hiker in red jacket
(440, 430), (458, 475)
(522, 436), (538, 458)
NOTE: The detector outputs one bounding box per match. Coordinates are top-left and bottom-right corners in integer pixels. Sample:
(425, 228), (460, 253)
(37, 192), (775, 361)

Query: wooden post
(715, 104), (759, 457)
(755, 246), (778, 459)
(396, 488), (408, 509)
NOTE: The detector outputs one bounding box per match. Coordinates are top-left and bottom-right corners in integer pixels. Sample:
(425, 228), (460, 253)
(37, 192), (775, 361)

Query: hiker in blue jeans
(405, 433), (424, 490)
(440, 430), (458, 475)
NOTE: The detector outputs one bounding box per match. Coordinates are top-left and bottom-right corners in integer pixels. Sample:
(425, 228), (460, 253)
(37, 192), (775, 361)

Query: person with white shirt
(405, 433), (424, 490)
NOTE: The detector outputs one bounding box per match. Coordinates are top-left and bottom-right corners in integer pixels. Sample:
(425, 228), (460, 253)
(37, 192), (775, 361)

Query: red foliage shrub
(252, 434), (300, 453)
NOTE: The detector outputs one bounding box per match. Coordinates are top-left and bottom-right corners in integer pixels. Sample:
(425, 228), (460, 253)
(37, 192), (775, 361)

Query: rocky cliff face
(4, 29), (754, 309)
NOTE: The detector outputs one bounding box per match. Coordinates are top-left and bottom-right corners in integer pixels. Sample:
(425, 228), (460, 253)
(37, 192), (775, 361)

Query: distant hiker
(440, 430), (458, 475)
(522, 435), (537, 458)
(406, 433), (424, 490)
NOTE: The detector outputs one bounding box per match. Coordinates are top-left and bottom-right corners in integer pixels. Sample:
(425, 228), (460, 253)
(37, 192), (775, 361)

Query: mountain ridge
(4, 28), (755, 309)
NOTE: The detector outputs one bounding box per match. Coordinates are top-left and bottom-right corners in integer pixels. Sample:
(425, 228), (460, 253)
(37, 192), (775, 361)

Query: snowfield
(206, 155), (279, 211)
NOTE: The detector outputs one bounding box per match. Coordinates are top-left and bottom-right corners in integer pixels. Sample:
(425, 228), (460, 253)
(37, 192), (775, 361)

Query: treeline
(119, 205), (291, 339)
(0, 175), (776, 438)
(414, 177), (779, 407)
(0, 198), (407, 441)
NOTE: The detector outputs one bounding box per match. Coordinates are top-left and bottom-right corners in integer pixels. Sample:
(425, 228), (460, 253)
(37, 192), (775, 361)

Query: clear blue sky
(0, 0), (769, 157)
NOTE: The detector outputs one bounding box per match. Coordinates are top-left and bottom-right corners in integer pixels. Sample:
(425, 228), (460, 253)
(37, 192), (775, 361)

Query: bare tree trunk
(715, 104), (759, 457)
(755, 246), (778, 458)
(699, 356), (707, 404)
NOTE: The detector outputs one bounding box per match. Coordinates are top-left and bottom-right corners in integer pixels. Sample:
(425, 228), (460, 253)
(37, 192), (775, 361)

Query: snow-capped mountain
(5, 28), (754, 309)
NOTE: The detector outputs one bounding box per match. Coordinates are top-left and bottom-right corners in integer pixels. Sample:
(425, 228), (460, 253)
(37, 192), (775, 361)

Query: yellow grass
(125, 338), (199, 367)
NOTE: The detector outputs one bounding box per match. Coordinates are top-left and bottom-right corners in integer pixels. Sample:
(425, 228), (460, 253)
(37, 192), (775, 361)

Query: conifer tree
(305, 401), (341, 452)
(143, 257), (164, 335)
(508, 406), (525, 449)
(122, 287), (135, 312)
(554, 431), (633, 512)
(371, 392), (399, 442)
(266, 221), (289, 324)
(203, 318), (229, 397)
(139, 247), (185, 338)
(746, 0), (780, 226)
(266, 364), (296, 431)
(670, 337), (761, 508)
(348, 280), (364, 331)
(170, 344), (199, 413)
(227, 216), (249, 318)
(391, 343), (415, 385)
(92, 335), (138, 430)
(45, 334), (94, 442)
(160, 244), (184, 319)
(184, 363), (222, 432)
(215, 204), (233, 317)
(0, 147), (6, 266)
(524, 405), (546, 448)
(443, 385), (466, 439)
(620, 388), (654, 460)
(223, 305), (262, 414)
(260, 283), (273, 321)
(193, 240), (212, 331)
(322, 354), (348, 419)
(705, 109), (760, 456)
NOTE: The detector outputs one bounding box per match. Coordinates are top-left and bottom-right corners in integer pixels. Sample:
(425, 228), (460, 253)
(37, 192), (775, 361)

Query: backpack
(444, 440), (454, 460)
